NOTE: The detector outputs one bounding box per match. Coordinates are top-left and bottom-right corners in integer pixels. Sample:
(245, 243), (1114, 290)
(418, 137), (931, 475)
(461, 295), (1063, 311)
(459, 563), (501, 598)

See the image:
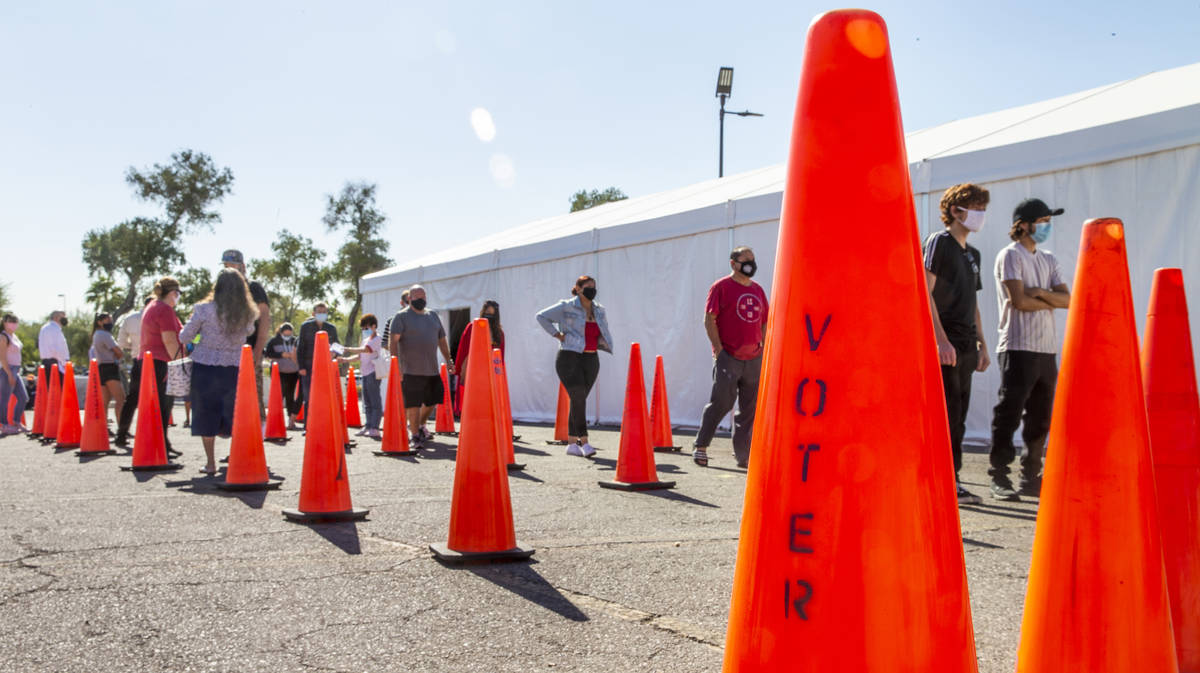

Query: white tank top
(4, 331), (21, 367)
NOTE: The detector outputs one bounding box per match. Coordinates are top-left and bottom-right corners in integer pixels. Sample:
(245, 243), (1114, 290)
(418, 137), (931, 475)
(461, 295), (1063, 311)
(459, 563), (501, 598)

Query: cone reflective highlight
(650, 355), (679, 451)
(332, 367), (351, 450)
(122, 352), (179, 471)
(1142, 267), (1200, 673)
(30, 366), (47, 436)
(431, 318), (532, 563)
(599, 343), (674, 491)
(435, 363), (456, 435)
(219, 345), (280, 491)
(42, 366), (61, 442)
(722, 11), (976, 672)
(547, 383), (570, 445)
(77, 359), (115, 457)
(374, 357), (414, 456)
(1016, 219), (1178, 672)
(344, 365), (363, 428)
(54, 361), (82, 449)
(491, 349), (523, 471)
(264, 362), (289, 443)
(284, 333), (367, 521)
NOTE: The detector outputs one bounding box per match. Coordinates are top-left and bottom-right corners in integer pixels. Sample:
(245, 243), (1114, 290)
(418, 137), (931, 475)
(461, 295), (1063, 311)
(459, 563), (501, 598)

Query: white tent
(362, 61), (1200, 442)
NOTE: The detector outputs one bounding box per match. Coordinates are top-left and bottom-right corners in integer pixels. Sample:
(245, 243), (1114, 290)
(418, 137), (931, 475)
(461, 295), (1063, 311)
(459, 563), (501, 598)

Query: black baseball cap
(1013, 198), (1064, 224)
(221, 249), (244, 264)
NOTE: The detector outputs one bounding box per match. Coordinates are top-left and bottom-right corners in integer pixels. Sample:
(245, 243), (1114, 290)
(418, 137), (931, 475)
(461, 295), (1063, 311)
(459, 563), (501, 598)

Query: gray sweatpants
(694, 350), (762, 464)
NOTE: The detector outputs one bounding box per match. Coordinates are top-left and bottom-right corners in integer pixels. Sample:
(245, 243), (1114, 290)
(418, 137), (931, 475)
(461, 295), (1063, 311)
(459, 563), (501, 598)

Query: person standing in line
(923, 183), (992, 506)
(37, 310), (69, 386)
(116, 296), (153, 395)
(340, 314), (383, 439)
(0, 314), (30, 435)
(988, 198), (1071, 501)
(388, 286), (454, 449)
(453, 300), (504, 416)
(179, 269), (259, 474)
(115, 277), (184, 456)
(536, 276), (613, 458)
(264, 323), (302, 429)
(296, 303), (339, 417)
(692, 246), (769, 469)
(221, 250), (271, 413)
(90, 313), (126, 429)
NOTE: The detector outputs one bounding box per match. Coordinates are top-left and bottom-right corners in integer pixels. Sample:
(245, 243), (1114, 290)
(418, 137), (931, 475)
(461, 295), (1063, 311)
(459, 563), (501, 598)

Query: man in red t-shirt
(693, 246), (769, 468)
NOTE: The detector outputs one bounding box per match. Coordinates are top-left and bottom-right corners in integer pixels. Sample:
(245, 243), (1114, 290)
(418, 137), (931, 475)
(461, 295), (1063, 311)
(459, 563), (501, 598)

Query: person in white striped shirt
(987, 198), (1071, 501)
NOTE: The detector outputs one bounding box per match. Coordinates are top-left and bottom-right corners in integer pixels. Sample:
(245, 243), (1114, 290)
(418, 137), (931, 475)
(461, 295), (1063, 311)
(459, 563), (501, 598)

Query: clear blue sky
(2, 0), (1197, 321)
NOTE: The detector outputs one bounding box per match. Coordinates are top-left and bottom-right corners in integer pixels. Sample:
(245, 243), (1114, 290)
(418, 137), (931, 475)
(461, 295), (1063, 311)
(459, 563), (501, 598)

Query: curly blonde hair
(939, 183), (990, 226)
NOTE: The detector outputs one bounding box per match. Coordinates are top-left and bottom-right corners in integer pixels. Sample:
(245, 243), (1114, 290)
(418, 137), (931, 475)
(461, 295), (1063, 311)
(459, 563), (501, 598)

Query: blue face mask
(1030, 221), (1052, 244)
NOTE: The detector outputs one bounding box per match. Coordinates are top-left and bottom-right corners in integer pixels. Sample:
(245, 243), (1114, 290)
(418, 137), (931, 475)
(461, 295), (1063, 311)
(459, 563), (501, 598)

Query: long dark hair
(92, 312), (112, 337)
(204, 268), (259, 332)
(480, 300), (501, 346)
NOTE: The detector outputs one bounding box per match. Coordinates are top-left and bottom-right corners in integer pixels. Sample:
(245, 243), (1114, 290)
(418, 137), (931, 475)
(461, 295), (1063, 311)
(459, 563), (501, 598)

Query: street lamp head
(715, 67), (734, 98)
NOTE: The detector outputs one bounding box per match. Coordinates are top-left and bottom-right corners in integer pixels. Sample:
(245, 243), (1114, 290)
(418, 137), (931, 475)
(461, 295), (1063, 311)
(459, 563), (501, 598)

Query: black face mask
(484, 314), (497, 324)
(101, 323), (114, 332)
(581, 287), (597, 301)
(59, 317), (69, 327)
(410, 298), (427, 311)
(738, 260), (757, 278)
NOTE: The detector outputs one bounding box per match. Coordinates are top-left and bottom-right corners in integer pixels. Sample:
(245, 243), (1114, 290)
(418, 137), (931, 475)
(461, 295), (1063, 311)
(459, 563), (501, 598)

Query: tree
(322, 182), (392, 336)
(174, 266), (213, 318)
(125, 149), (235, 234)
(0, 280), (10, 313)
(249, 231), (335, 328)
(569, 187), (628, 213)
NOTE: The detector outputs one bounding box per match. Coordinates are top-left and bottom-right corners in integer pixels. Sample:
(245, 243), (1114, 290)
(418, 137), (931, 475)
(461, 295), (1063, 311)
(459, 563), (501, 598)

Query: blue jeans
(361, 374), (382, 430)
(0, 365), (29, 426)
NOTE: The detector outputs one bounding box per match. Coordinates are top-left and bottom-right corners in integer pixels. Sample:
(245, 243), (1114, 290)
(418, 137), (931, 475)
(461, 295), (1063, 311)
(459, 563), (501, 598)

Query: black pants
(116, 358), (174, 449)
(940, 346), (978, 477)
(279, 371), (301, 416)
(695, 351), (762, 464)
(40, 360), (62, 386)
(555, 350), (599, 438)
(989, 350), (1057, 482)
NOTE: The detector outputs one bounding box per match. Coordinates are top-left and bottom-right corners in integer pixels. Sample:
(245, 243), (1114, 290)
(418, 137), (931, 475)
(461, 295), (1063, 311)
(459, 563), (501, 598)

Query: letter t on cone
(722, 11), (977, 672)
(1016, 220), (1178, 672)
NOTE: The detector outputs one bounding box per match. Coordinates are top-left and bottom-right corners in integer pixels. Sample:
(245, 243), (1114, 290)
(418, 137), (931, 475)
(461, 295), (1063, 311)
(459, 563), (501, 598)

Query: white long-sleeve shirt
(37, 321), (69, 371)
(116, 310), (142, 358)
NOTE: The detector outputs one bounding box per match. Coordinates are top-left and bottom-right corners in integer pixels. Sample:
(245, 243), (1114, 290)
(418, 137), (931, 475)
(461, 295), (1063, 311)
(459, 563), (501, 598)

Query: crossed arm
(1003, 280), (1070, 311)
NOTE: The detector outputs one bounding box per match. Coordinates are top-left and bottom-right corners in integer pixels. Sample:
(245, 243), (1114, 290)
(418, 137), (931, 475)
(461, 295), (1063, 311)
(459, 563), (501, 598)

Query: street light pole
(719, 93), (727, 178)
(714, 67), (762, 179)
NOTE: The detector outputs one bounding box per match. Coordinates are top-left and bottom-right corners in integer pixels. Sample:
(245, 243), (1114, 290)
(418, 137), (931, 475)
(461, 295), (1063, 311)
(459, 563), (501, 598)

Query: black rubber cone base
(544, 440), (568, 445)
(29, 433), (42, 438)
(429, 542), (535, 564)
(55, 442), (80, 450)
(653, 445), (683, 453)
(506, 463), (526, 472)
(76, 449), (118, 458)
(265, 437), (291, 445)
(598, 479), (676, 492)
(216, 479), (283, 492)
(120, 462), (183, 472)
(373, 449), (419, 457)
(282, 507), (369, 523)
(511, 435), (521, 442)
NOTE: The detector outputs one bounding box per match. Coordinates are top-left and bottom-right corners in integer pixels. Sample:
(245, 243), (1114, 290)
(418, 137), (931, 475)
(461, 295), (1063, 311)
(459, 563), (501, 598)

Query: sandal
(692, 447), (709, 467)
(199, 467), (217, 476)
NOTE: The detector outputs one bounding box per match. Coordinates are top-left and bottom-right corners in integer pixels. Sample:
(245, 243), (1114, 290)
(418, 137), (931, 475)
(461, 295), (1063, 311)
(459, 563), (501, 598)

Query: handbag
(165, 357), (193, 397)
(374, 347), (390, 380)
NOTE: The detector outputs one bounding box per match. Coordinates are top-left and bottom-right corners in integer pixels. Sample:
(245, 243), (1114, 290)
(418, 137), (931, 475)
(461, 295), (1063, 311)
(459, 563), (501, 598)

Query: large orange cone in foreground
(344, 365), (363, 428)
(77, 359), (116, 457)
(121, 352), (180, 472)
(41, 366), (62, 444)
(599, 343), (674, 491)
(545, 383), (570, 445)
(722, 11), (976, 672)
(54, 361), (83, 449)
(435, 363), (457, 435)
(283, 333), (367, 522)
(1016, 219), (1178, 672)
(332, 367), (353, 451)
(218, 345), (281, 491)
(264, 362), (290, 444)
(30, 366), (47, 437)
(1142, 267), (1199, 673)
(491, 349), (524, 471)
(374, 357), (415, 456)
(430, 318), (533, 563)
(650, 355), (679, 452)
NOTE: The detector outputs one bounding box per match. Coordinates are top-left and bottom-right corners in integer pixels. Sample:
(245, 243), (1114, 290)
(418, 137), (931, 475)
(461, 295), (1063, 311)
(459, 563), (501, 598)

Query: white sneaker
(580, 442), (596, 457)
(566, 443), (584, 457)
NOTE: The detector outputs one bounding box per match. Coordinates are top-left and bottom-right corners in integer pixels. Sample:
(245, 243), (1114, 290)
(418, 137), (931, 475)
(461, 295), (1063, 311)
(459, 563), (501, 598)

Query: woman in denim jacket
(535, 275), (613, 457)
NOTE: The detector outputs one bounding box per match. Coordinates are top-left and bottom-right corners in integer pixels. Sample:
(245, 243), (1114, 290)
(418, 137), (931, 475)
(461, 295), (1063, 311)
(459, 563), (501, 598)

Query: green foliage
(14, 321), (39, 368)
(249, 231), (335, 329)
(174, 266), (213, 317)
(569, 187), (628, 213)
(125, 149), (235, 233)
(322, 182), (393, 336)
(0, 280), (10, 314)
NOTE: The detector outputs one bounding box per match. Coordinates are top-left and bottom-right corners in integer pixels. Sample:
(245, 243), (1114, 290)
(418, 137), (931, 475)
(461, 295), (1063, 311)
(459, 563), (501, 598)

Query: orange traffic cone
(77, 359), (116, 457)
(431, 318), (533, 563)
(650, 355), (679, 452)
(219, 345), (282, 491)
(7, 395), (25, 430)
(121, 352), (180, 471)
(1142, 266), (1200, 673)
(264, 362), (290, 444)
(54, 361), (82, 449)
(30, 366), (47, 437)
(332, 367), (353, 451)
(344, 365), (363, 428)
(296, 398), (305, 423)
(435, 363), (457, 436)
(1016, 219), (1177, 671)
(722, 11), (977, 671)
(41, 365), (62, 444)
(545, 383), (570, 445)
(491, 349), (524, 471)
(599, 343), (674, 491)
(374, 357), (415, 456)
(284, 333), (367, 522)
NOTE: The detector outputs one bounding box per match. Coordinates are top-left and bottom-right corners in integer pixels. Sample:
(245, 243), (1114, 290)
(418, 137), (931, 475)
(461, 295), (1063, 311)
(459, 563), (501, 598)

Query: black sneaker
(956, 483), (982, 505)
(113, 436), (129, 448)
(990, 479), (1021, 501)
(1018, 474), (1043, 497)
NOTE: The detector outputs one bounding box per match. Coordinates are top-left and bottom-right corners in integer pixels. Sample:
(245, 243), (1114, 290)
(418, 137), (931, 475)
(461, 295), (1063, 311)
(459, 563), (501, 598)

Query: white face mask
(959, 208), (986, 232)
(315, 313), (328, 323)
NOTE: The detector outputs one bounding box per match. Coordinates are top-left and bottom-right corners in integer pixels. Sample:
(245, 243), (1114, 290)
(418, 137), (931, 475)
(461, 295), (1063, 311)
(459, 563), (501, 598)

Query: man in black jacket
(297, 302), (339, 416)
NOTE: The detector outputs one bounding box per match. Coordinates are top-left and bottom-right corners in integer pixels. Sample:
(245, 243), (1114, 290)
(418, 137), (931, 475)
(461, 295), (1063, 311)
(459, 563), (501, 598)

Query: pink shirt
(140, 300), (183, 362)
